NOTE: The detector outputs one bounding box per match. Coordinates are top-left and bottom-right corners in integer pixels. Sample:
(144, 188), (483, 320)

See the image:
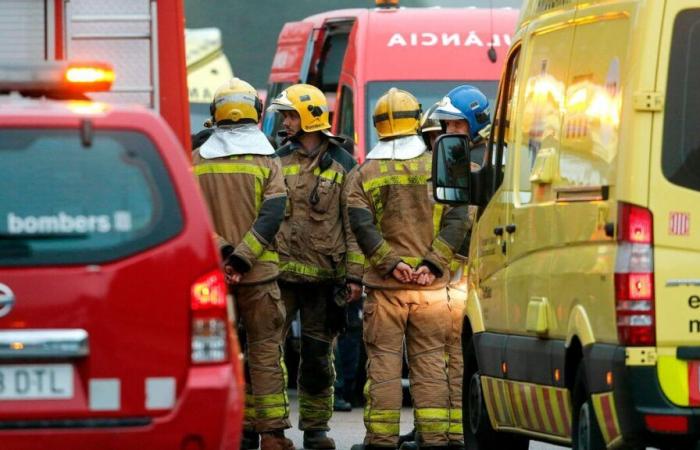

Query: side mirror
(432, 134), (471, 204)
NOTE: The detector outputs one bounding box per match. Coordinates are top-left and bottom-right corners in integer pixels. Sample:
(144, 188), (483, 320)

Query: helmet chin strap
(278, 128), (305, 146)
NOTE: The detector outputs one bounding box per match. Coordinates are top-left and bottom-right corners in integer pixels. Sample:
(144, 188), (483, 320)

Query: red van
(263, 2), (518, 160)
(0, 62), (243, 449)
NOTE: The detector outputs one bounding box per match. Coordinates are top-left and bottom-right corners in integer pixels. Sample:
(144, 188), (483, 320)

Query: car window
(338, 85), (355, 142)
(663, 8), (700, 192)
(0, 129), (183, 266)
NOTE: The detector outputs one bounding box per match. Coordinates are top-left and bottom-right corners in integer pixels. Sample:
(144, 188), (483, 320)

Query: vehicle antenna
(487, 0), (497, 63)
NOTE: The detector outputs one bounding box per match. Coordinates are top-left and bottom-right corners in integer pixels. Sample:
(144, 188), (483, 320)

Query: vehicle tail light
(191, 270), (230, 364)
(645, 414), (688, 433)
(615, 202), (655, 346)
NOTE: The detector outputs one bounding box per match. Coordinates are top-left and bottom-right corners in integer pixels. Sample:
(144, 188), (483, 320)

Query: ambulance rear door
(649, 1), (700, 406)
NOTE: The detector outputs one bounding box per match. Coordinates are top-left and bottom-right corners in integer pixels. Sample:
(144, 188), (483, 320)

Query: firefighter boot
(260, 431), (295, 450)
(398, 429), (415, 446)
(241, 430), (260, 450)
(303, 430), (336, 449)
(350, 445), (398, 450)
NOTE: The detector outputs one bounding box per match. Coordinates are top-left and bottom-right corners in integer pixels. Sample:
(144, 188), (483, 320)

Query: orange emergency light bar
(376, 0), (399, 8)
(0, 61), (114, 96)
(64, 62), (115, 92)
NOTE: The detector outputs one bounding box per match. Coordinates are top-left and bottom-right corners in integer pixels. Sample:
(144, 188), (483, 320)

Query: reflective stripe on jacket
(193, 150), (287, 285)
(346, 152), (469, 290)
(275, 138), (360, 284)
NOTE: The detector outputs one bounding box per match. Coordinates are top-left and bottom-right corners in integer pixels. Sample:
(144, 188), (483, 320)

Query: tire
(462, 335), (529, 450)
(572, 364), (606, 450)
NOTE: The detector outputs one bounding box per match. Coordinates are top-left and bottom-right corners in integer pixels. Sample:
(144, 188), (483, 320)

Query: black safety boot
(398, 442), (418, 450)
(304, 430), (336, 449)
(350, 445), (398, 450)
(398, 429), (415, 446)
(241, 429), (260, 450)
(334, 396), (353, 411)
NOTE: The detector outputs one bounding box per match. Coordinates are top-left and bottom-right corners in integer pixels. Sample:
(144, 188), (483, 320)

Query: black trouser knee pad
(299, 335), (333, 394)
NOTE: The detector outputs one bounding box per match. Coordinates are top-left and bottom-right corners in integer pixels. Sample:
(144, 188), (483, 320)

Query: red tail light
(615, 202), (655, 346)
(190, 270), (230, 364)
(645, 414), (688, 433)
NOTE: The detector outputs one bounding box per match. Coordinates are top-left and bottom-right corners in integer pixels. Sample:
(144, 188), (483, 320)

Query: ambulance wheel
(572, 365), (606, 450)
(463, 336), (528, 450)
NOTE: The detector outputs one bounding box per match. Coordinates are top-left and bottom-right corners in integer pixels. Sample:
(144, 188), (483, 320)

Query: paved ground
(285, 389), (570, 450)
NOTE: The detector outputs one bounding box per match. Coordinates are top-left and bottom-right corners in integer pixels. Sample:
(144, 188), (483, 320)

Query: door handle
(505, 224), (517, 234)
(494, 226), (504, 236)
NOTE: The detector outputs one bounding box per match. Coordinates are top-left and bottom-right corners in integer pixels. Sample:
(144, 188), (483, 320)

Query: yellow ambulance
(432, 0), (700, 449)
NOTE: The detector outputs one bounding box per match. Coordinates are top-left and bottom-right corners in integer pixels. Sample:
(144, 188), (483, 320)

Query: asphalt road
(285, 389), (570, 450)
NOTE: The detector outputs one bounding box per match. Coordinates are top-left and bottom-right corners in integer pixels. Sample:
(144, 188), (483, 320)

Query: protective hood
(199, 124), (275, 158)
(366, 135), (427, 160)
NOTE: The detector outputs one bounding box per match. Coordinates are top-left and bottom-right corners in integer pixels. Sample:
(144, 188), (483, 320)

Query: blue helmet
(431, 85), (490, 141)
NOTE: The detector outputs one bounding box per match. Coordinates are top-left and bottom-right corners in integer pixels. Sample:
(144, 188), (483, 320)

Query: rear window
(0, 129), (183, 266)
(663, 9), (700, 192)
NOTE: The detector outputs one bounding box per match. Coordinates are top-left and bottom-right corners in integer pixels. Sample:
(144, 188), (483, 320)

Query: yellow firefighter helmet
(211, 77), (262, 125)
(420, 103), (442, 133)
(372, 88), (421, 140)
(266, 84), (331, 133)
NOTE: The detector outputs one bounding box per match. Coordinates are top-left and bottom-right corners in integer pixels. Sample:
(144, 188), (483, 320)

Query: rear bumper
(588, 344), (700, 447)
(0, 364), (243, 450)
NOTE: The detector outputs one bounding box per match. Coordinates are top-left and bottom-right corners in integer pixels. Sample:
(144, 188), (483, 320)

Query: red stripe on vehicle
(542, 388), (560, 435)
(518, 383), (533, 429)
(600, 394), (619, 441)
(556, 389), (572, 436)
(484, 378), (502, 423)
(495, 380), (510, 425)
(529, 385), (546, 432)
(689, 361), (700, 406)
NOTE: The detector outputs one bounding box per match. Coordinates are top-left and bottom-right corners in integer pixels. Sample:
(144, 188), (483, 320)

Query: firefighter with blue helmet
(432, 84), (491, 144)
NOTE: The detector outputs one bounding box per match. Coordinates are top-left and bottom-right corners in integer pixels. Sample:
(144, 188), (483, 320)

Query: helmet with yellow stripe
(211, 77), (262, 125)
(372, 88), (421, 140)
(266, 84), (331, 133)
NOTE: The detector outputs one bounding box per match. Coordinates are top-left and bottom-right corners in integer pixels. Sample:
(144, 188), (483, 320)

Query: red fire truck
(0, 0), (190, 151)
(263, 1), (518, 161)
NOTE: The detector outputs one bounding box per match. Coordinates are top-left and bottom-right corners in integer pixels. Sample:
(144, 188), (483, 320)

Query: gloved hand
(326, 284), (349, 335)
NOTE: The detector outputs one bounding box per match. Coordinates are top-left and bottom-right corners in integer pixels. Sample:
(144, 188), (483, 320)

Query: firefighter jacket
(346, 150), (470, 290)
(193, 150), (287, 285)
(275, 137), (362, 284)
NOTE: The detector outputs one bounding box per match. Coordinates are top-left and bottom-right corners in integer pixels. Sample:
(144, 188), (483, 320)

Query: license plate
(0, 364), (73, 400)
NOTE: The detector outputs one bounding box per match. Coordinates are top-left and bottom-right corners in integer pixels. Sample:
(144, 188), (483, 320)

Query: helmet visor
(431, 96), (467, 121)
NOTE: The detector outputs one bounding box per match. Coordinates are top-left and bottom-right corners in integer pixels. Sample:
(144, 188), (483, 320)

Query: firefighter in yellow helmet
(266, 84), (363, 450)
(192, 78), (293, 450)
(420, 103), (442, 152)
(346, 88), (469, 450)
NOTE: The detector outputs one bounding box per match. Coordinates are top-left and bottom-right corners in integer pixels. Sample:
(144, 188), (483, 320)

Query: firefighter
(266, 84), (363, 450)
(193, 78), (293, 450)
(419, 103), (442, 151)
(347, 88), (469, 450)
(431, 85), (490, 450)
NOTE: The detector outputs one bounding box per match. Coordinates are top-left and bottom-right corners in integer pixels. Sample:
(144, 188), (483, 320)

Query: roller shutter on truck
(0, 0), (47, 61)
(66, 0), (159, 109)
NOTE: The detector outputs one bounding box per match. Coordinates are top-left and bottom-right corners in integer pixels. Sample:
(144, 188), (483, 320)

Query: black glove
(326, 284), (349, 335)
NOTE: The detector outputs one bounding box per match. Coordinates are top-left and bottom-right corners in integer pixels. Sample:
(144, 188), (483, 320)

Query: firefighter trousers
(446, 285), (466, 445)
(362, 288), (451, 448)
(281, 281), (337, 431)
(234, 282), (291, 433)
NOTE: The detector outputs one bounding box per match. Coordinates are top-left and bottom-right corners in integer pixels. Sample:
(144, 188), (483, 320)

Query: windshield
(0, 129), (182, 266)
(365, 80), (499, 150)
